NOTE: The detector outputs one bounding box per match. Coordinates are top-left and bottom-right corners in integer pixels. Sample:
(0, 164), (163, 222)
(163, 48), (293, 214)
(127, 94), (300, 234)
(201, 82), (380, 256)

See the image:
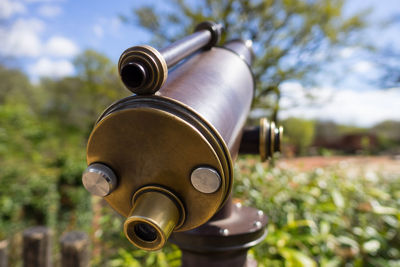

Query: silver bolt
(82, 163), (117, 197)
(220, 228), (229, 236)
(190, 167), (221, 194)
(235, 202), (242, 208)
(257, 210), (264, 217)
(254, 221), (262, 228)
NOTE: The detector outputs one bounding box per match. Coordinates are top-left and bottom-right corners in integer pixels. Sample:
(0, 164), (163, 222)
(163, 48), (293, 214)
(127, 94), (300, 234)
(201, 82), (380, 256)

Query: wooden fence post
(23, 226), (52, 267)
(0, 240), (7, 267)
(60, 231), (89, 267)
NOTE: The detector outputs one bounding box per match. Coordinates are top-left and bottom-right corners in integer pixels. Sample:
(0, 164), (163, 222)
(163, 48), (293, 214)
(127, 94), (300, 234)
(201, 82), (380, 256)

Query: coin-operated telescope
(82, 21), (282, 266)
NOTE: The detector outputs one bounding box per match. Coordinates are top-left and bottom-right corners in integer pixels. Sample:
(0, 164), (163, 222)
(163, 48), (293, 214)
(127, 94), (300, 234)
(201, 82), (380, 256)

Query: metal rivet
(82, 163), (117, 197)
(257, 210), (264, 217)
(254, 221), (262, 228)
(190, 167), (221, 194)
(220, 228), (229, 236)
(235, 202), (242, 208)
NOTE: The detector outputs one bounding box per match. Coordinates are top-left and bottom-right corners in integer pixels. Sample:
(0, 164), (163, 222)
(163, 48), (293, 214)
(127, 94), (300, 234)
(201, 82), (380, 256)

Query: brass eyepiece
(260, 118), (284, 161)
(118, 45), (168, 95)
(124, 186), (185, 251)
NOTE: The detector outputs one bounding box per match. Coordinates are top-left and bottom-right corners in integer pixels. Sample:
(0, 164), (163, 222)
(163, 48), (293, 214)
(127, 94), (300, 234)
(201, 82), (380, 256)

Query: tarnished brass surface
(87, 99), (230, 231)
(124, 186), (183, 251)
(259, 118), (267, 161)
(275, 126), (283, 152)
(260, 118), (276, 161)
(238, 121), (284, 158)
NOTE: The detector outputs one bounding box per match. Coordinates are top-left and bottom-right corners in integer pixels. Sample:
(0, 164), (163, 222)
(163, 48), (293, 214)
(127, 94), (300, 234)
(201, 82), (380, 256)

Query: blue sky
(1, 0), (399, 126)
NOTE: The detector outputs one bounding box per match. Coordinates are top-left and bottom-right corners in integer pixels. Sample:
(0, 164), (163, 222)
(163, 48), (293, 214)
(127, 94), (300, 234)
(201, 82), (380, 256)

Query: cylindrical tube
(158, 40), (254, 158)
(223, 39), (254, 66)
(160, 31), (211, 67)
(124, 190), (180, 251)
(118, 21), (222, 95)
(238, 120), (284, 160)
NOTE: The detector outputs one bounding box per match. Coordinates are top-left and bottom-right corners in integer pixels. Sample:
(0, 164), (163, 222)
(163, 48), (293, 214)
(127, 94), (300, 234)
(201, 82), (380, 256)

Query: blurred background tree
(0, 49), (128, 261)
(374, 14), (400, 88)
(281, 117), (315, 155)
(122, 0), (369, 121)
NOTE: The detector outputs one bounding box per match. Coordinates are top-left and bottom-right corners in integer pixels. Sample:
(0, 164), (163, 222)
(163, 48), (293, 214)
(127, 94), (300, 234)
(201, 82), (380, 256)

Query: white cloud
(0, 0), (26, 19)
(0, 19), (79, 59)
(93, 25), (104, 38)
(0, 18), (44, 57)
(279, 82), (333, 109)
(92, 17), (122, 39)
(339, 47), (356, 59)
(110, 17), (121, 31)
(352, 60), (374, 73)
(38, 5), (61, 17)
(28, 57), (74, 78)
(45, 36), (79, 57)
(279, 82), (400, 126)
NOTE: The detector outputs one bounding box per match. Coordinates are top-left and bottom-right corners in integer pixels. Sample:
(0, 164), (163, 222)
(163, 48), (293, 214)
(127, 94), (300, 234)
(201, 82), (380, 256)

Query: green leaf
(279, 248), (317, 267)
(363, 239), (381, 254)
(331, 189), (345, 209)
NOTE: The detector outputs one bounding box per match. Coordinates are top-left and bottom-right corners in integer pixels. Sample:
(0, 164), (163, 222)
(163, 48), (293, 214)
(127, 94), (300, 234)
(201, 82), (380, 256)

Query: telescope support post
(171, 197), (267, 267)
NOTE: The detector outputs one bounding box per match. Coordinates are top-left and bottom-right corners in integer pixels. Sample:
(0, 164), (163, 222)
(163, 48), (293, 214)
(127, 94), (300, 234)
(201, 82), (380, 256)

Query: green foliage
(234, 156), (400, 266)
(0, 103), (60, 238)
(125, 0), (368, 119)
(372, 120), (400, 152)
(109, 246), (181, 267)
(100, 157), (400, 266)
(282, 117), (315, 155)
(0, 49), (127, 245)
(0, 65), (31, 104)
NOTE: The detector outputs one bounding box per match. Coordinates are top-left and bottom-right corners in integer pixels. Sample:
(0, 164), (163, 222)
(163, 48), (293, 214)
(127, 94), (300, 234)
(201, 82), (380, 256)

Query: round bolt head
(254, 221), (262, 228)
(82, 163), (117, 197)
(220, 228), (229, 236)
(190, 167), (221, 194)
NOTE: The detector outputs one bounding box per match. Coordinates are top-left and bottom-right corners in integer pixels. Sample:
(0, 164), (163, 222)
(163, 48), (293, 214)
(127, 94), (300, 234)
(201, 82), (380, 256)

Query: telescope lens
(134, 223), (157, 242)
(121, 63), (147, 89)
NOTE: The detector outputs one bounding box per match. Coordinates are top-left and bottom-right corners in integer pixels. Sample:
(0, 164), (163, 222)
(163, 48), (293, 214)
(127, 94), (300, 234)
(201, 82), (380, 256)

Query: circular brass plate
(97, 96), (233, 209)
(87, 107), (225, 231)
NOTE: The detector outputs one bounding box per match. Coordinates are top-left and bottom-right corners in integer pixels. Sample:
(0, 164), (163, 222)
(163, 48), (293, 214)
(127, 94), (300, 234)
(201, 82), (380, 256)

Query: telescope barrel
(85, 37), (256, 251)
(223, 39), (254, 66)
(118, 21), (223, 95)
(158, 39), (254, 158)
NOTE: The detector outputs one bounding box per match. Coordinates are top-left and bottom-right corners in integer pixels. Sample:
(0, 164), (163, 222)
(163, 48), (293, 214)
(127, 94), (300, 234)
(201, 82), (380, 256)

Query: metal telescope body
(83, 22), (282, 259)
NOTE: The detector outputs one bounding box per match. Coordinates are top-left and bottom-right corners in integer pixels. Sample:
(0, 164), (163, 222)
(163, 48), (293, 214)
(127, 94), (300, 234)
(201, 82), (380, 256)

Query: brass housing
(87, 96), (233, 233)
(86, 42), (254, 251)
(260, 118), (276, 161)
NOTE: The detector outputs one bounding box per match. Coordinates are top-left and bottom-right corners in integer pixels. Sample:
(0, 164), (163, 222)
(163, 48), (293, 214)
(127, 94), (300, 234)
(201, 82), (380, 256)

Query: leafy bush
(235, 156), (400, 267)
(97, 156), (399, 267)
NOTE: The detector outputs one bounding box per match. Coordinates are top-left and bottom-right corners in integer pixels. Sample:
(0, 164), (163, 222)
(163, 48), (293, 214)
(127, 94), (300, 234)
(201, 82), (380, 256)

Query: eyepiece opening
(134, 222), (157, 242)
(120, 62), (147, 89)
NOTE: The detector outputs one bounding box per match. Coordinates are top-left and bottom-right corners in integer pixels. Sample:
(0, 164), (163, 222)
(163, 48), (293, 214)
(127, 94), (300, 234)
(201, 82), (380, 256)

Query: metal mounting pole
(171, 196), (267, 267)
